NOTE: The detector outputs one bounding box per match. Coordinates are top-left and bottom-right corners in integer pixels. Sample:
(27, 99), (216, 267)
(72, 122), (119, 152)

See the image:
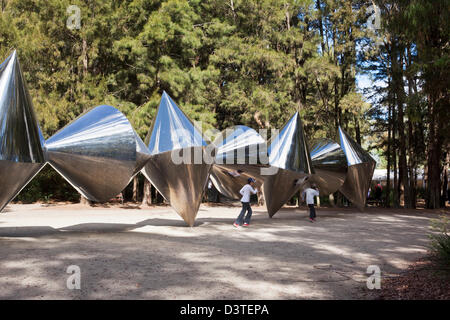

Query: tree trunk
(132, 176), (139, 202)
(316, 0), (325, 53)
(329, 194), (336, 207)
(441, 149), (449, 207)
(258, 189), (265, 206)
(426, 96), (442, 209)
(393, 97), (399, 208)
(354, 115), (361, 145)
(385, 101), (392, 207)
(392, 45), (411, 208)
(81, 38), (88, 111)
(142, 179), (151, 206)
(80, 195), (92, 206)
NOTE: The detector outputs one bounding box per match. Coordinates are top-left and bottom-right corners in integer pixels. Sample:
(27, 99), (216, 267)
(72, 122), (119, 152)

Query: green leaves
(0, 0), (373, 141)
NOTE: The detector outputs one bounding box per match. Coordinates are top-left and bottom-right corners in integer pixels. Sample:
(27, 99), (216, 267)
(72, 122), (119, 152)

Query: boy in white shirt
(302, 184), (320, 222)
(233, 178), (258, 228)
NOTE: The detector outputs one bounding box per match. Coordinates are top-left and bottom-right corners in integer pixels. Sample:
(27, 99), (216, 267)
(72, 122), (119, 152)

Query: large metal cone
(0, 50), (45, 212)
(210, 166), (263, 200)
(267, 112), (313, 173)
(45, 105), (143, 202)
(264, 168), (309, 217)
(0, 161), (44, 211)
(142, 147), (211, 226)
(146, 91), (207, 154)
(338, 126), (375, 166)
(309, 138), (348, 195)
(210, 125), (268, 199)
(142, 92), (213, 226)
(340, 163), (376, 211)
(338, 127), (376, 210)
(263, 112), (313, 217)
(132, 130), (151, 177)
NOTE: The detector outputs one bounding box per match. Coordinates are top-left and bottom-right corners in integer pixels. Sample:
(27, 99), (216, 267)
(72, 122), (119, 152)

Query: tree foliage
(0, 0), (447, 207)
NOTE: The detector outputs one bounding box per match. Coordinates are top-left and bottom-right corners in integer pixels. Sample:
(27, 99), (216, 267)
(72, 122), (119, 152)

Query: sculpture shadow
(0, 208), (440, 300)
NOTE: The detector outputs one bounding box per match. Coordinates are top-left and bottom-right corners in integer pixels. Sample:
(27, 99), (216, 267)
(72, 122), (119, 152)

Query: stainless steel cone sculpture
(1, 50), (378, 223)
(263, 112), (313, 217)
(309, 139), (348, 195)
(141, 91), (213, 226)
(338, 127), (376, 210)
(210, 125), (268, 199)
(0, 51), (46, 212)
(132, 130), (152, 176)
(45, 105), (150, 202)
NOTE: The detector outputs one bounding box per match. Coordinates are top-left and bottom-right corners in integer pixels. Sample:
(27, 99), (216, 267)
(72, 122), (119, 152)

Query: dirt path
(0, 203), (442, 299)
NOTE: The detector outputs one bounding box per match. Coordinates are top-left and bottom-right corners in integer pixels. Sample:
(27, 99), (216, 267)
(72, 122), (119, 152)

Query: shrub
(429, 215), (450, 267)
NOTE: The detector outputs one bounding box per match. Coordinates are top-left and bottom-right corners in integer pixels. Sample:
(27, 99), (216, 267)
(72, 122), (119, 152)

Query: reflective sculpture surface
(338, 127), (376, 210)
(45, 105), (150, 202)
(263, 112), (313, 217)
(141, 91), (213, 226)
(0, 51), (45, 212)
(1, 50), (377, 221)
(309, 138), (348, 195)
(210, 125), (268, 199)
(133, 130), (152, 176)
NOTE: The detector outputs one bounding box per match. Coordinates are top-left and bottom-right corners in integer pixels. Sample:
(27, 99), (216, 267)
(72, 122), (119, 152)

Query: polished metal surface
(340, 163), (376, 210)
(142, 92), (213, 226)
(338, 127), (376, 210)
(209, 167), (258, 200)
(143, 147), (211, 226)
(263, 112), (313, 217)
(210, 125), (268, 199)
(0, 161), (44, 211)
(267, 112), (313, 174)
(146, 91), (207, 154)
(0, 50), (45, 212)
(214, 125), (268, 167)
(309, 138), (348, 195)
(133, 130), (152, 176)
(0, 50), (377, 222)
(46, 105), (150, 202)
(264, 168), (310, 217)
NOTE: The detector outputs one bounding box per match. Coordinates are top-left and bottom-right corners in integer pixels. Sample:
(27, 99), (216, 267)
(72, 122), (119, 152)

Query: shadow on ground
(0, 207), (440, 300)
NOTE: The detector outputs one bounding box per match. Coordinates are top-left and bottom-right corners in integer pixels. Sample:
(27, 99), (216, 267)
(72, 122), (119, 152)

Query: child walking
(233, 178), (258, 228)
(303, 184), (320, 222)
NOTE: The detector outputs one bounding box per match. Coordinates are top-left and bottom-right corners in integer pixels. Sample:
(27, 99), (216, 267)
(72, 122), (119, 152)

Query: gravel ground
(0, 203), (443, 299)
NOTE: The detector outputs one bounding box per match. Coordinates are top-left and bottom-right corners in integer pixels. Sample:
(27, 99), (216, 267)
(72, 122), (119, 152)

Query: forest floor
(374, 255), (450, 300)
(0, 203), (447, 300)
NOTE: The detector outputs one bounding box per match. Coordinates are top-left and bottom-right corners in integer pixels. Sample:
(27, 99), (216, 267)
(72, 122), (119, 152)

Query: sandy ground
(0, 203), (444, 299)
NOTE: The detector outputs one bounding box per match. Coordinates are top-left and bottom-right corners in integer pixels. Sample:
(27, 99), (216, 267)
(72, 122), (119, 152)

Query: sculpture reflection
(141, 91), (213, 226)
(263, 112), (313, 217)
(46, 105), (150, 202)
(1, 51), (377, 220)
(210, 125), (268, 199)
(338, 127), (376, 210)
(0, 50), (45, 212)
(309, 138), (348, 195)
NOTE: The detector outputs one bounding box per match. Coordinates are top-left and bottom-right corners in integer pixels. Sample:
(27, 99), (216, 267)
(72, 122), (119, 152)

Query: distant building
(371, 169), (425, 188)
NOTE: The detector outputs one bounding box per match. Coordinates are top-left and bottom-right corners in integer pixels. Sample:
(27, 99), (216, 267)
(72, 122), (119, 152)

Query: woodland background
(0, 0), (448, 208)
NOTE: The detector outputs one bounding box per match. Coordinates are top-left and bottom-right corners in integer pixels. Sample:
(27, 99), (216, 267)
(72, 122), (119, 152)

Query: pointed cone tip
(8, 49), (17, 61)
